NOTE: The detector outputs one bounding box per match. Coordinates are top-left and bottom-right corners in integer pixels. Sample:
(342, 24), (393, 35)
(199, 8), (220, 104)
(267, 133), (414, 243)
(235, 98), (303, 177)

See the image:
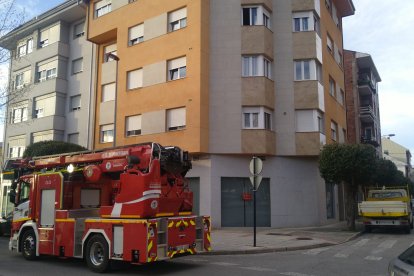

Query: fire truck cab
(8, 143), (211, 272)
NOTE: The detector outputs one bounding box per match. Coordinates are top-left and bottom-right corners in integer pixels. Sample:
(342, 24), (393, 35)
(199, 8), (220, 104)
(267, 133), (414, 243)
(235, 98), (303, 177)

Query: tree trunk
(345, 181), (357, 231)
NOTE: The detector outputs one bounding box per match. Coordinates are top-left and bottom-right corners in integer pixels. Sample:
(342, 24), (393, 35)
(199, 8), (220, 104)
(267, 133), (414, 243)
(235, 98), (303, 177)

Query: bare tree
(0, 0), (27, 120)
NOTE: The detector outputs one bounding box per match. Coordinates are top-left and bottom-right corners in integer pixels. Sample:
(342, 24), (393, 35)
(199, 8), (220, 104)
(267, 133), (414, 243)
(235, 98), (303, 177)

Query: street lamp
(382, 134), (395, 139)
(104, 53), (119, 147)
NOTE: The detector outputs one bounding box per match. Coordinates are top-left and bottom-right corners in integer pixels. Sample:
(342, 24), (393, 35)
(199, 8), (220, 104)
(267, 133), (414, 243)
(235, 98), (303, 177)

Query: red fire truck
(8, 142), (211, 272)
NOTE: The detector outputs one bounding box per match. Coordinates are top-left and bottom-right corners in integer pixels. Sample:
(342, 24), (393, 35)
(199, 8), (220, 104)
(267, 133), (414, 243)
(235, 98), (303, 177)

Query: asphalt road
(0, 229), (412, 276)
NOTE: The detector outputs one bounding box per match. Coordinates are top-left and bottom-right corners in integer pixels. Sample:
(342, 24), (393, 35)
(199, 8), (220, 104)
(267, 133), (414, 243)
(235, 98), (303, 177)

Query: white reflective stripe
(143, 190), (161, 196)
(111, 203), (122, 217)
(122, 194), (159, 205)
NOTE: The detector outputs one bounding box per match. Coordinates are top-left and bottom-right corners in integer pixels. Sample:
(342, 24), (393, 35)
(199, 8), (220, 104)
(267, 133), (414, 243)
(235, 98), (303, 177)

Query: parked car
(389, 244), (414, 275)
(0, 212), (12, 236)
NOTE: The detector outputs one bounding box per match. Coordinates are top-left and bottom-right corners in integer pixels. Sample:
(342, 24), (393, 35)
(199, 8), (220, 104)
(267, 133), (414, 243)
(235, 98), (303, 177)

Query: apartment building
(382, 138), (412, 178)
(0, 0), (96, 216)
(344, 50), (381, 151)
(85, 0), (354, 228)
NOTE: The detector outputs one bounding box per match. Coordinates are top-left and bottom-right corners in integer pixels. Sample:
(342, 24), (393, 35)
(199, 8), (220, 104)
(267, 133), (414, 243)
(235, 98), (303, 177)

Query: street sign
(249, 157), (263, 175)
(249, 175), (263, 191)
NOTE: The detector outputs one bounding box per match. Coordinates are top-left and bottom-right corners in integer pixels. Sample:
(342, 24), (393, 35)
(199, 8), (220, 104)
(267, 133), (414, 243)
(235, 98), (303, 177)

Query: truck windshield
(18, 181), (31, 204)
(371, 192), (403, 199)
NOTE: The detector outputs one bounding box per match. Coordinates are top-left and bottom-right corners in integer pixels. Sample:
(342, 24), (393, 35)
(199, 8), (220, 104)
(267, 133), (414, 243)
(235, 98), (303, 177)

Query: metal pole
(253, 156), (257, 247)
(254, 187), (257, 247)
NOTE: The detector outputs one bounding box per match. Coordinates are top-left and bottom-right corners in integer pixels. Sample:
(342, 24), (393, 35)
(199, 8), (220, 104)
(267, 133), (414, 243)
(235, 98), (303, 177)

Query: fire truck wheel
(85, 235), (110, 273)
(21, 230), (37, 260)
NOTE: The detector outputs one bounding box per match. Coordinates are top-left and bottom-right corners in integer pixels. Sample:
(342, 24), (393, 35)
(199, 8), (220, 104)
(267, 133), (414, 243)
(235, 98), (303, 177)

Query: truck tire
(85, 235), (110, 273)
(21, 229), (37, 260)
(410, 219), (413, 229)
(365, 225), (372, 233)
(404, 226), (411, 234)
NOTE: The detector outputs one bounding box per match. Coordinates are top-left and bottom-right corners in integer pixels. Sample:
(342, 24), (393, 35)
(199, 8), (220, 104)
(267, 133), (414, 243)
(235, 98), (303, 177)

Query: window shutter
(168, 57), (186, 71)
(168, 7), (187, 23)
(101, 124), (113, 132)
(40, 29), (49, 42)
(74, 22), (85, 36)
(102, 83), (116, 101)
(127, 69), (143, 89)
(104, 43), (117, 54)
(129, 24), (143, 40)
(126, 115), (142, 131)
(167, 107), (186, 128)
(71, 95), (81, 109)
(72, 59), (83, 73)
(95, 0), (111, 9)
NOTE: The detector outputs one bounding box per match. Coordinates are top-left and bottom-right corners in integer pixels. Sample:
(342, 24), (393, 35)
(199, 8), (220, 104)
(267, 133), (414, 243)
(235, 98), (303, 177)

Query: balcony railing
(359, 105), (377, 123)
(361, 135), (379, 147)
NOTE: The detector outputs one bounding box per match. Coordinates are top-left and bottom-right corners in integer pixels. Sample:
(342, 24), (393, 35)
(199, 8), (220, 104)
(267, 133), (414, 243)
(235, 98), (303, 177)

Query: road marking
(303, 247), (330, 255)
(334, 238), (370, 258)
(364, 256), (383, 261)
(210, 262), (238, 266)
(240, 266), (276, 272)
(364, 239), (396, 261)
(280, 272), (316, 276)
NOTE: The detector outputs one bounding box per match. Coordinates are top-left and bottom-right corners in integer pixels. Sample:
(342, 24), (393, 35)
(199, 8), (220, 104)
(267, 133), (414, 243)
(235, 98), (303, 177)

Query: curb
(200, 231), (364, 256)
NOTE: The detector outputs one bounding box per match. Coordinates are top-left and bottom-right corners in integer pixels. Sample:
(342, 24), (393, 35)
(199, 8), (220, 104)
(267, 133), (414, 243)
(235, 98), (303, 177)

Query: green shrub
(23, 140), (87, 158)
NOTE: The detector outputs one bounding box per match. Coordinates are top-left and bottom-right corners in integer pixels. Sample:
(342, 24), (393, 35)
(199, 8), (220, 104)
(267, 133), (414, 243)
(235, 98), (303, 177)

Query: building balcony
(242, 130), (275, 155)
(292, 31), (322, 62)
(294, 80), (324, 111)
(295, 132), (325, 156)
(241, 26), (273, 59)
(242, 77), (274, 109)
(358, 75), (376, 96)
(361, 135), (380, 147)
(359, 105), (377, 123)
(292, 0), (320, 15)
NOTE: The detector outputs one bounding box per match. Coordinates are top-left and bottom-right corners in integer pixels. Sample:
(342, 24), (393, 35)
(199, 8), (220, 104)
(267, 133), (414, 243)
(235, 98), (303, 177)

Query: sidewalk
(204, 221), (364, 255)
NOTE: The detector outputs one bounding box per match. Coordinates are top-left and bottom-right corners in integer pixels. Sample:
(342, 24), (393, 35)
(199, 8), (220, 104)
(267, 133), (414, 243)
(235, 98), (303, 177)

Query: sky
(342, 0), (414, 155)
(0, 0), (413, 157)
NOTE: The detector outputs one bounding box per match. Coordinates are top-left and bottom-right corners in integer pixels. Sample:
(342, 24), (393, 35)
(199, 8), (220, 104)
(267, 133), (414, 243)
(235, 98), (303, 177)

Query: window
(100, 124), (114, 143)
(329, 77), (336, 97)
(17, 44), (26, 57)
(32, 131), (54, 143)
(95, 0), (112, 18)
(126, 115), (142, 136)
(294, 60), (310, 80)
(72, 58), (83, 74)
(263, 58), (272, 79)
(242, 55), (272, 78)
(39, 25), (59, 48)
(15, 73), (24, 89)
(26, 38), (33, 54)
(294, 17), (309, 32)
(8, 136), (25, 158)
(242, 6), (271, 29)
(338, 89), (345, 105)
(10, 105), (28, 124)
(168, 7), (187, 32)
(70, 95), (81, 111)
(68, 133), (79, 144)
(102, 83), (116, 102)
(33, 94), (56, 119)
(264, 112), (272, 130)
(16, 38), (33, 58)
(330, 121), (338, 141)
(74, 21), (85, 38)
(167, 107), (186, 131)
(127, 69), (143, 90)
(37, 60), (57, 82)
(9, 146), (25, 158)
(168, 57), (186, 81)
(128, 24), (144, 46)
(104, 43), (117, 62)
(243, 107), (273, 130)
(327, 34), (333, 54)
(317, 112), (325, 134)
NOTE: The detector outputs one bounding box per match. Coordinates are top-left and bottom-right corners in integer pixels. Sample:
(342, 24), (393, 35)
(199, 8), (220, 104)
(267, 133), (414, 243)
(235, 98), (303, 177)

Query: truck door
(36, 173), (63, 255)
